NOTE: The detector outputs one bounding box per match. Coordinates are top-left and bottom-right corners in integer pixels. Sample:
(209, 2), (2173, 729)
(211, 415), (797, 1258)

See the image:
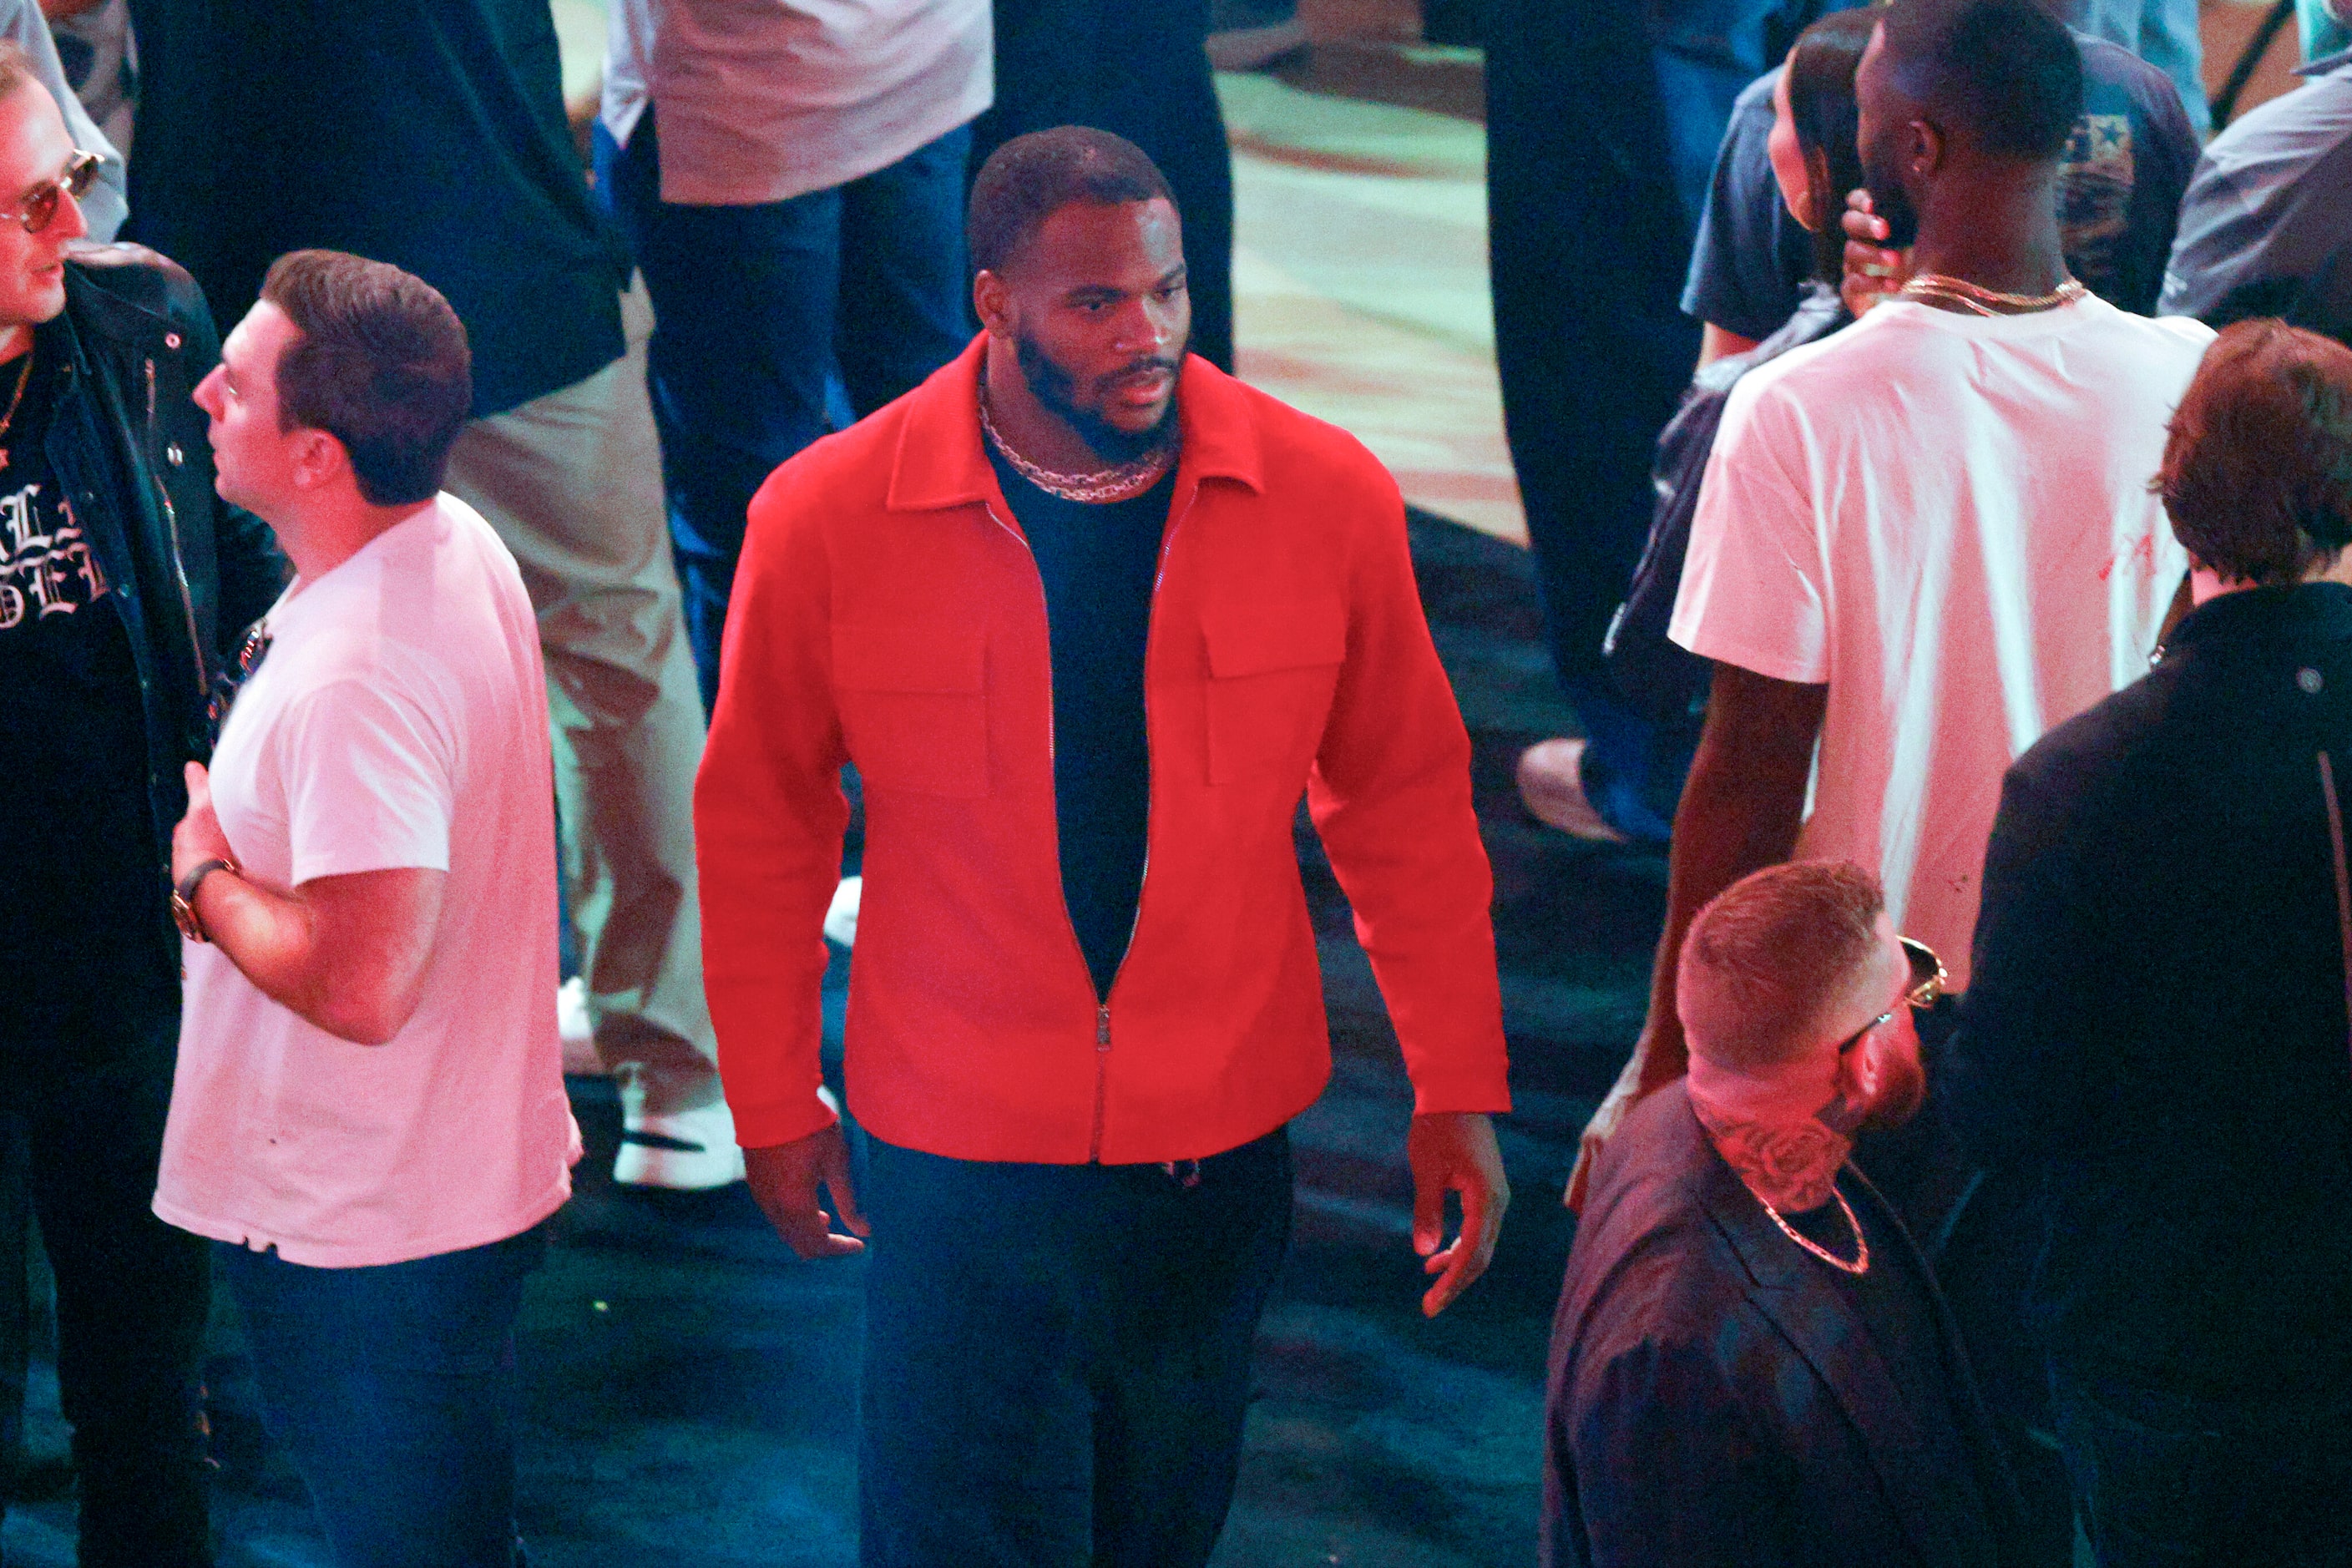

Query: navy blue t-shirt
(987, 447), (1174, 1000)
(1682, 33), (2199, 341)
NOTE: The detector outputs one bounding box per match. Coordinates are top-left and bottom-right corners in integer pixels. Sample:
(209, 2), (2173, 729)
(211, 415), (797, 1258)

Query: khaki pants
(443, 280), (721, 1114)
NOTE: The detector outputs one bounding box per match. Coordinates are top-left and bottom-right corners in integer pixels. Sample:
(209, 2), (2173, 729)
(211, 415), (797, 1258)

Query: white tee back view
(1672, 294), (2213, 987)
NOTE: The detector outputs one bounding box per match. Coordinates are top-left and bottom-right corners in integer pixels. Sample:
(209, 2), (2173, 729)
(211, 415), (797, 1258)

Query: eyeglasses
(6, 151), (100, 236)
(1834, 937), (1947, 1056)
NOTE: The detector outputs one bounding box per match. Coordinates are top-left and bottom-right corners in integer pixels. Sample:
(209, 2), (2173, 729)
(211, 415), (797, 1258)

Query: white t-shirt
(1670, 295), (2214, 989)
(154, 497), (579, 1268)
(599, 0), (994, 205)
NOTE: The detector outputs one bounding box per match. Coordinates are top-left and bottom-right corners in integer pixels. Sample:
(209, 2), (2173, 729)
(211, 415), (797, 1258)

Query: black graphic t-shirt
(0, 342), (174, 1023)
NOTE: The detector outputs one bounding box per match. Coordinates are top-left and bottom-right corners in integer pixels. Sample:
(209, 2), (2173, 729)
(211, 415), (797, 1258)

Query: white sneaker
(823, 875), (862, 948)
(613, 1093), (746, 1191)
(557, 977), (605, 1076)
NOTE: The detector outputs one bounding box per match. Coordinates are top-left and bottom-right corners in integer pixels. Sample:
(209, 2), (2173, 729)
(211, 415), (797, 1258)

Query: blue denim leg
(596, 114), (974, 711)
(2299, 0), (2352, 63)
(2075, 0), (2210, 135)
(218, 1228), (544, 1568)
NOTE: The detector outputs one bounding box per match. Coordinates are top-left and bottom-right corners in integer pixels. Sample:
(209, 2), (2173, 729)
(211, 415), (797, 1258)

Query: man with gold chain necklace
(695, 127), (1512, 1566)
(1545, 862), (2028, 1568)
(1570, 0), (2213, 1558)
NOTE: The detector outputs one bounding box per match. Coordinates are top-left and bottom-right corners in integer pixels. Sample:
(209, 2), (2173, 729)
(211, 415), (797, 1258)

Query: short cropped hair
(1878, 0), (2083, 163)
(1788, 9), (1879, 282)
(1678, 862), (1885, 1072)
(260, 250), (472, 507)
(2159, 319), (2352, 587)
(967, 127), (1176, 276)
(0, 41), (36, 106)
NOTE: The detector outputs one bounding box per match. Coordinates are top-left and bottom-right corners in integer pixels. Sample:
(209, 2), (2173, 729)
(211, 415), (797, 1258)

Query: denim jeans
(2051, 1370), (2352, 1566)
(2300, 0), (2351, 63)
(2072, 0), (2209, 135)
(596, 114), (974, 711)
(217, 1226), (547, 1568)
(0, 997), (212, 1567)
(857, 1130), (1293, 1568)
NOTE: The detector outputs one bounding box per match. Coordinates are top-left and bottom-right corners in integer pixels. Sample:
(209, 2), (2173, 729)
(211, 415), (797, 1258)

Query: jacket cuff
(728, 1091), (842, 1151)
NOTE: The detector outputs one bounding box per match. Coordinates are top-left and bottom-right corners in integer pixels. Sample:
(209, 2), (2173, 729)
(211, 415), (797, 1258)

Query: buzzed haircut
(0, 41), (35, 105)
(2160, 319), (2352, 588)
(1679, 861), (1885, 1072)
(1877, 0), (2083, 163)
(967, 127), (1176, 277)
(260, 250), (472, 507)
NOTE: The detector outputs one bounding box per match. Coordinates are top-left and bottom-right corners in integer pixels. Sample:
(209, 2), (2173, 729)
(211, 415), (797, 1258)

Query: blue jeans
(2301, 0), (2352, 63)
(857, 1130), (1292, 1568)
(218, 1226), (547, 1568)
(2075, 0), (2210, 135)
(596, 114), (974, 710)
(2051, 1370), (2352, 1566)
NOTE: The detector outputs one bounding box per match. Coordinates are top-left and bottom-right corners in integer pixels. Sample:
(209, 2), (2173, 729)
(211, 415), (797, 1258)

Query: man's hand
(1409, 1111), (1508, 1318)
(1564, 1016), (1683, 1213)
(745, 1123), (869, 1260)
(174, 761), (235, 883)
(1839, 188), (1912, 318)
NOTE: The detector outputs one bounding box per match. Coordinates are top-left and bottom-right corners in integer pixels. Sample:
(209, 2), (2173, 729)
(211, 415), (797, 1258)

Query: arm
(1568, 665), (1823, 1210)
(174, 761), (444, 1044)
(694, 465), (861, 1257)
(1308, 465), (1510, 1313)
(1565, 1335), (1798, 1568)
(1941, 754), (2100, 1171)
(1697, 323), (1761, 368)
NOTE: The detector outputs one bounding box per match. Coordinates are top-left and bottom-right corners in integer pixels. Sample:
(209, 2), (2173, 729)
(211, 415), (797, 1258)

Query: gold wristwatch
(171, 857), (238, 943)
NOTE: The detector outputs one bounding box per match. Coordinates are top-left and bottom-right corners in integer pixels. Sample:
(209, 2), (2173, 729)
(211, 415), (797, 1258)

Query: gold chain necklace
(1899, 272), (2087, 317)
(0, 344), (37, 472)
(979, 387), (1176, 504)
(1757, 1184), (1871, 1276)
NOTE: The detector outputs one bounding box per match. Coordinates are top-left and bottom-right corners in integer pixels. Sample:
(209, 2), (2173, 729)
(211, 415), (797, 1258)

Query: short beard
(1015, 331), (1181, 465)
(1859, 147), (1922, 251)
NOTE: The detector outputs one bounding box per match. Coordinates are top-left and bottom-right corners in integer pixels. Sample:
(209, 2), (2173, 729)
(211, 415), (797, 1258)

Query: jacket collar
(886, 333), (1265, 515)
(1677, 1092), (1995, 1568)
(2168, 581), (2352, 655)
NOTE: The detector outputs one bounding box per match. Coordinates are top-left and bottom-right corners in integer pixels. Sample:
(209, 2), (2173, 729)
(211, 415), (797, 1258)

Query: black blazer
(1948, 582), (2352, 1407)
(1543, 1083), (2029, 1568)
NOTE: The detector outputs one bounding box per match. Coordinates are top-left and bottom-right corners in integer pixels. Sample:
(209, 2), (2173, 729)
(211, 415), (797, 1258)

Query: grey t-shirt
(2159, 54), (2352, 326)
(1682, 32), (2198, 341)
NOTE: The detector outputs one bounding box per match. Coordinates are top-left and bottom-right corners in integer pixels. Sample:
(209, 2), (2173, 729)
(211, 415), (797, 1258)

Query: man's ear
(1834, 1029), (1882, 1110)
(973, 269), (1012, 339)
(1909, 118), (1945, 181)
(287, 427), (346, 493)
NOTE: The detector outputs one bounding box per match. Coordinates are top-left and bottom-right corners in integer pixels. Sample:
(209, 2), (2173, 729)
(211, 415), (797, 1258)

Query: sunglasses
(1834, 937), (1947, 1056)
(7, 150), (101, 236)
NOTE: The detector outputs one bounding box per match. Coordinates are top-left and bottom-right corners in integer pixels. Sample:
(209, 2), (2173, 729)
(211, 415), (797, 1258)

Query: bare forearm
(192, 868), (441, 1045)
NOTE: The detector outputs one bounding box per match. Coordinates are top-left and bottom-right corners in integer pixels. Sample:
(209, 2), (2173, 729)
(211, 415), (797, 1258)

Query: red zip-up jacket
(695, 338), (1511, 1161)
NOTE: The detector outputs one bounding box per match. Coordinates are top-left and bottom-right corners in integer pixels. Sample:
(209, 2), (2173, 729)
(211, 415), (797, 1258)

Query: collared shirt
(2159, 55), (2352, 321)
(599, 0), (993, 206)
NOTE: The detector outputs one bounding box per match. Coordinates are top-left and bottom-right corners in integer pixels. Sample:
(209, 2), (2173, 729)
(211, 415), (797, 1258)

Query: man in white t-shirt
(1573, 5), (2212, 1553)
(154, 250), (578, 1565)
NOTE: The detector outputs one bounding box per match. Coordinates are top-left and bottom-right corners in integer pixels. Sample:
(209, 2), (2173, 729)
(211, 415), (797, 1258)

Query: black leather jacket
(47, 244), (286, 923)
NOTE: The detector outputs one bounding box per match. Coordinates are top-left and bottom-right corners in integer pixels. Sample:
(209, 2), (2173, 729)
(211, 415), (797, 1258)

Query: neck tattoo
(979, 381), (1177, 504)
(1692, 1097), (1870, 1274)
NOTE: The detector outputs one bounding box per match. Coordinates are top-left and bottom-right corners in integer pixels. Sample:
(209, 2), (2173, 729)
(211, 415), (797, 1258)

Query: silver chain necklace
(979, 387), (1176, 504)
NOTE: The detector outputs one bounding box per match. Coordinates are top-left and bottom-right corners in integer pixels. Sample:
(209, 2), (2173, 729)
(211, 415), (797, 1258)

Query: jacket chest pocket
(1202, 599), (1347, 785)
(833, 625), (989, 798)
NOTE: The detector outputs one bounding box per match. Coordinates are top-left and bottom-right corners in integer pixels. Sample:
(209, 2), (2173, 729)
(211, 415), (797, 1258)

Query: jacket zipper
(144, 357), (203, 696)
(983, 478), (1201, 1162)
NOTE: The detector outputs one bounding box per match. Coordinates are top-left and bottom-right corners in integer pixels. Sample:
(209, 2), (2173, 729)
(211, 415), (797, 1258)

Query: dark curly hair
(2158, 319), (2352, 588)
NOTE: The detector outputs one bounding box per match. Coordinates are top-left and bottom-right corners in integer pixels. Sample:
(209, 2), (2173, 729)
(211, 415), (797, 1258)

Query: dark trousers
(217, 1226), (546, 1568)
(858, 1129), (1293, 1568)
(1485, 0), (1703, 843)
(2052, 1372), (2352, 1567)
(974, 0), (1236, 372)
(0, 999), (213, 1567)
(596, 111), (975, 711)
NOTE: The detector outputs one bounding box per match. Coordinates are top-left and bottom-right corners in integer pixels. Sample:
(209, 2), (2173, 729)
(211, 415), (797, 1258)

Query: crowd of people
(0, 0), (2344, 1564)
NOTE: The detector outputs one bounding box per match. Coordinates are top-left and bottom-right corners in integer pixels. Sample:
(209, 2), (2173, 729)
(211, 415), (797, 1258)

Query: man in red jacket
(695, 126), (1511, 1567)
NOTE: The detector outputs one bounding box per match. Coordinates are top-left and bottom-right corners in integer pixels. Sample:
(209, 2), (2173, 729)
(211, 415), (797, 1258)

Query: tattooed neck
(1690, 1096), (1855, 1213)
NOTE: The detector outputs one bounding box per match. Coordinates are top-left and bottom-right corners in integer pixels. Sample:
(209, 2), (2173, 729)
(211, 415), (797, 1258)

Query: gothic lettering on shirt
(0, 484), (106, 631)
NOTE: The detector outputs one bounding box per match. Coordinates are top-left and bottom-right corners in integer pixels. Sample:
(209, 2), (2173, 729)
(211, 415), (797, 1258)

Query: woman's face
(1767, 64), (1817, 231)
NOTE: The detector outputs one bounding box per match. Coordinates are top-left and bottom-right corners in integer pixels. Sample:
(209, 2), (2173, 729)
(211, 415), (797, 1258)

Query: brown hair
(2158, 318), (2352, 588)
(260, 250), (472, 506)
(0, 42), (35, 106)
(1786, 9), (1876, 285)
(1677, 861), (1885, 1071)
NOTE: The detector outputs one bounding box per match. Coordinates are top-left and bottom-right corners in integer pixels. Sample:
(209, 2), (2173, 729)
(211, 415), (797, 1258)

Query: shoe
(823, 875), (862, 948)
(614, 1094), (746, 1190)
(1516, 738), (1632, 844)
(557, 977), (604, 1076)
